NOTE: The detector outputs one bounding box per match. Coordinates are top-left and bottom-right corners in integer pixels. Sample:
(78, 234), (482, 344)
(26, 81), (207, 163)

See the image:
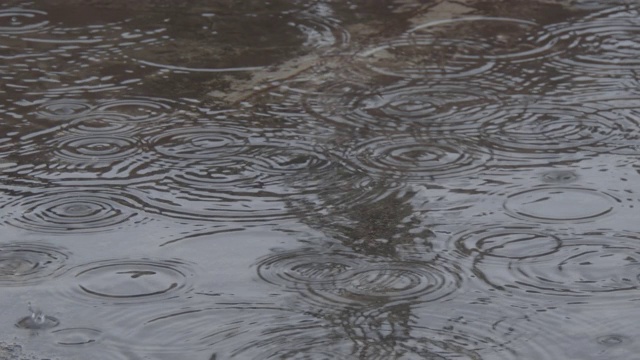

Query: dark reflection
(328, 190), (432, 257)
(321, 304), (418, 359)
(16, 303), (59, 330)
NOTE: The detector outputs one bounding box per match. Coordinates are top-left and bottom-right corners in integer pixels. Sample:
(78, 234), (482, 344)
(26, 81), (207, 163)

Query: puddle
(1, 0), (640, 359)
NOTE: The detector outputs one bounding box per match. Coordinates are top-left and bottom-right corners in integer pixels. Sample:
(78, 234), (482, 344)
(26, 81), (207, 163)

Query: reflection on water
(1, 0), (640, 359)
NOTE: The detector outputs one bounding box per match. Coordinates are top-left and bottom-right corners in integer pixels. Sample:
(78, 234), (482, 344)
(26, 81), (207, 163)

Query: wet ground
(0, 0), (639, 359)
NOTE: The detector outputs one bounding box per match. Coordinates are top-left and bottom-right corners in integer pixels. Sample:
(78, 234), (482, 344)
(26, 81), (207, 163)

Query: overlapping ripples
(344, 134), (491, 181)
(450, 225), (562, 260)
(51, 327), (103, 347)
(255, 247), (462, 308)
(478, 102), (626, 164)
(357, 36), (495, 79)
(503, 186), (618, 223)
(303, 78), (505, 132)
(0, 188), (147, 233)
(33, 96), (178, 123)
(469, 303), (640, 359)
(49, 134), (140, 167)
(94, 301), (311, 357)
(94, 98), (177, 123)
(134, 129), (401, 222)
(147, 125), (250, 161)
(451, 229), (640, 303)
(2, 1), (640, 360)
(548, 5), (640, 72)
(357, 16), (560, 79)
(126, 2), (349, 73)
(409, 17), (561, 61)
(95, 299), (519, 359)
(14, 97), (188, 182)
(0, 8), (49, 34)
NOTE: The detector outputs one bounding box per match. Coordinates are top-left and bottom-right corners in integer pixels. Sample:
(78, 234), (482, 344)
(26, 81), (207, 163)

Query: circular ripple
(96, 300), (306, 355)
(504, 187), (617, 223)
(148, 126), (250, 161)
(2, 188), (145, 233)
(451, 225), (561, 260)
(256, 248), (365, 288)
(257, 249), (461, 307)
(233, 305), (484, 360)
(66, 114), (137, 135)
(34, 100), (93, 121)
(333, 263), (460, 304)
(49, 135), (140, 166)
(0, 242), (68, 286)
(243, 144), (333, 175)
(96, 98), (174, 123)
(479, 102), (623, 164)
(0, 8), (49, 34)
(346, 135), (490, 181)
(598, 334), (628, 347)
(133, 135), (382, 223)
(16, 314), (59, 330)
(132, 166), (400, 223)
(67, 259), (193, 304)
(217, 139), (339, 189)
(304, 79), (504, 132)
(52, 327), (103, 346)
(548, 6), (640, 71)
(407, 303), (533, 360)
(131, 170), (294, 223)
(292, 6), (350, 49)
(409, 17), (560, 62)
(474, 232), (640, 300)
(358, 36), (495, 79)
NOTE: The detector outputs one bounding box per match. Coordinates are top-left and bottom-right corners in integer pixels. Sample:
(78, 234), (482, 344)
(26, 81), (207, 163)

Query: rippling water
(1, 0), (639, 359)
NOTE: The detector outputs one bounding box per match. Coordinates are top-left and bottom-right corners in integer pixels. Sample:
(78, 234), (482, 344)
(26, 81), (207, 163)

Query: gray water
(0, 0), (639, 359)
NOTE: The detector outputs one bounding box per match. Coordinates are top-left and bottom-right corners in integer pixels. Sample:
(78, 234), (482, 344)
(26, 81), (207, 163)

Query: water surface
(1, 0), (640, 359)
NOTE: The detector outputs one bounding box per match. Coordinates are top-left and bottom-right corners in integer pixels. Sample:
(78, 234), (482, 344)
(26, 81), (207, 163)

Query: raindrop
(16, 303), (59, 330)
(0, 8), (49, 34)
(34, 99), (93, 120)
